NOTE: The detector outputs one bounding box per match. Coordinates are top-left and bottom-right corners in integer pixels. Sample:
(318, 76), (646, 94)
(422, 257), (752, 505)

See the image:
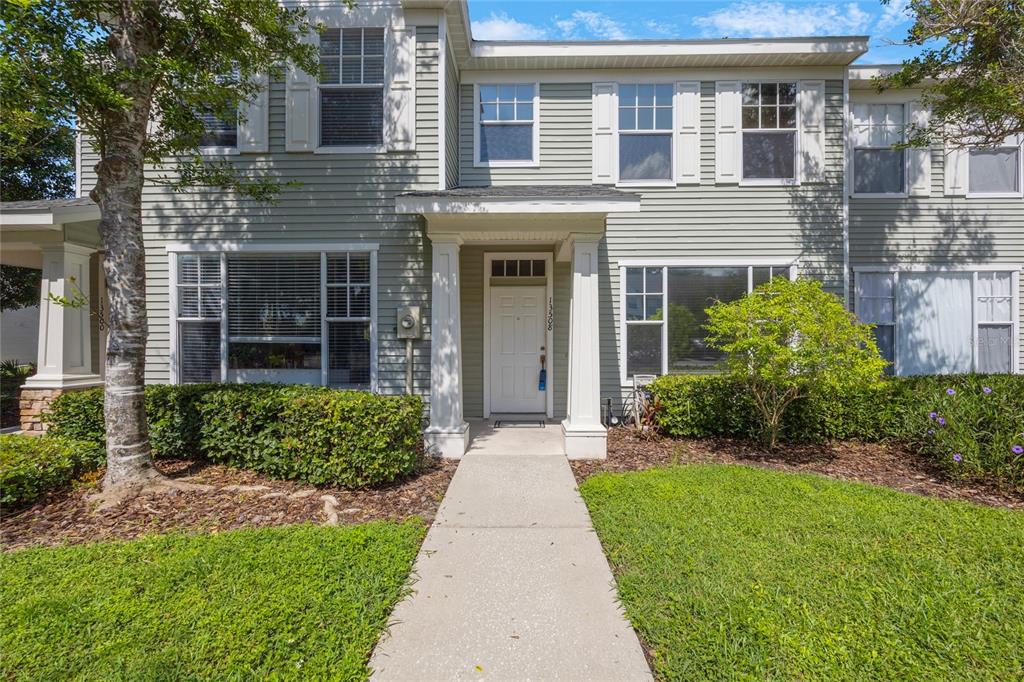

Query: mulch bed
(1, 458), (457, 552)
(572, 428), (1024, 510)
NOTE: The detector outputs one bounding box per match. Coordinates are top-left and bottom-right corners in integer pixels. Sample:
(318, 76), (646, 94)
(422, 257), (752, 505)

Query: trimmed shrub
(0, 434), (104, 507)
(45, 384), (424, 488)
(650, 373), (1024, 488)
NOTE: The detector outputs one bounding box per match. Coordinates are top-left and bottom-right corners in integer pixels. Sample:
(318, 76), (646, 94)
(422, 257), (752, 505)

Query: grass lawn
(580, 464), (1024, 681)
(0, 521), (424, 681)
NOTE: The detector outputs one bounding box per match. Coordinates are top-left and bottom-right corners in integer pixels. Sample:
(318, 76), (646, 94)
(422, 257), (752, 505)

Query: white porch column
(424, 234), (470, 458)
(562, 235), (607, 459)
(23, 243), (103, 389)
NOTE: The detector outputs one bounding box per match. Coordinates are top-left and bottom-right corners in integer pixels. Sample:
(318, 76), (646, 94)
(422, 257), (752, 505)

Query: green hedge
(45, 384), (423, 488)
(650, 373), (1024, 488)
(0, 434), (104, 508)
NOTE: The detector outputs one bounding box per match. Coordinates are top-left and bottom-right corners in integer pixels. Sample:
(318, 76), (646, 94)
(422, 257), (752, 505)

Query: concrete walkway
(369, 429), (652, 681)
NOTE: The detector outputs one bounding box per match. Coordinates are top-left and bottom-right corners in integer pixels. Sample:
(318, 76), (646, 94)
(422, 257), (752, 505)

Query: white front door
(489, 286), (546, 414)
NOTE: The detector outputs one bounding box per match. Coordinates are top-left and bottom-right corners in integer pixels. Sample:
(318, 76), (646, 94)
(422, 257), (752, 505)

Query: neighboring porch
(396, 186), (640, 459)
(0, 198), (105, 431)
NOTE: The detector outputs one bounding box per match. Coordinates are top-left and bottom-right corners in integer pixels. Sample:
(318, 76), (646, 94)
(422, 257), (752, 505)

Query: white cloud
(876, 0), (912, 31)
(555, 10), (630, 40)
(471, 11), (548, 41)
(693, 1), (872, 38)
(643, 20), (677, 37)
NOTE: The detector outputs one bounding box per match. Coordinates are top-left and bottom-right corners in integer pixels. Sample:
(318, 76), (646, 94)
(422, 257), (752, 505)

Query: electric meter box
(397, 305), (422, 339)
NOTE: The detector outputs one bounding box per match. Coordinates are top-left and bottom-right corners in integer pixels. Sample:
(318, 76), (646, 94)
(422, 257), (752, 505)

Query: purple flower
(953, 453), (963, 463)
(937, 417), (947, 426)
(927, 429), (935, 436)
(1013, 445), (1024, 455)
(946, 388), (956, 396)
(928, 412), (938, 420)
(982, 386), (992, 395)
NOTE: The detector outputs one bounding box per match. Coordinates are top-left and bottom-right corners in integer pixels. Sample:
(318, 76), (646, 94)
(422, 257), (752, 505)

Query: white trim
(613, 81), (675, 186)
(483, 251), (555, 419)
(472, 82), (541, 168)
(395, 197), (640, 214)
(369, 249), (379, 392)
(463, 67), (849, 85)
(853, 264), (1024, 273)
(738, 79), (802, 185)
(470, 36), (868, 60)
(842, 70), (851, 308)
(314, 145), (387, 155)
(618, 261), (799, 386)
(196, 146), (240, 157)
(74, 131), (82, 198)
(1013, 270), (1021, 374)
(965, 143), (1024, 199)
(168, 252), (179, 384)
(166, 242), (380, 253)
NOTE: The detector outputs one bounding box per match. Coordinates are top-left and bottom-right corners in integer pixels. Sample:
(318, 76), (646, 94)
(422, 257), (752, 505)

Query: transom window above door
(618, 84), (673, 182)
(491, 258), (546, 278)
(741, 82), (798, 181)
(475, 84), (538, 165)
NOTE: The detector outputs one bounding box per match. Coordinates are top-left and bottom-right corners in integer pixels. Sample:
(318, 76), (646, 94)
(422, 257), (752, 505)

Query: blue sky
(466, 0), (920, 64)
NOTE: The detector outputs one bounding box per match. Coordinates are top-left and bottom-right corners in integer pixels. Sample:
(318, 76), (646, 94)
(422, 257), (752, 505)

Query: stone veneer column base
(19, 388), (65, 433)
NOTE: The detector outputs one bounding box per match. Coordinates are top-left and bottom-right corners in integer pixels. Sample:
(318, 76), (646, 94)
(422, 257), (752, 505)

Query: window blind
(227, 255), (321, 339)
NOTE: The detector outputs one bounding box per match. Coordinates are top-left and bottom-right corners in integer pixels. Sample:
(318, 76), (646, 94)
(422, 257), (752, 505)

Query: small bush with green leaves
(0, 434), (104, 508)
(45, 384), (423, 488)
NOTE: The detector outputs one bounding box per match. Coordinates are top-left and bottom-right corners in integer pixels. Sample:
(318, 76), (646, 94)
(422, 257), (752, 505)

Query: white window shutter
(592, 82), (617, 184)
(285, 34), (317, 152)
(714, 81), (740, 183)
(674, 81), (701, 185)
(237, 74), (269, 153)
(798, 80), (826, 183)
(944, 144), (969, 196)
(386, 25), (416, 151)
(906, 101), (931, 196)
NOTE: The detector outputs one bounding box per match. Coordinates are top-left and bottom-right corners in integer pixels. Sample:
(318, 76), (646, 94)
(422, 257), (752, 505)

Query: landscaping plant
(0, 434), (104, 508)
(703, 277), (887, 449)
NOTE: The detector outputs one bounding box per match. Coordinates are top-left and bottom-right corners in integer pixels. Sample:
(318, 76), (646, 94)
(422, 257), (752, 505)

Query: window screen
(977, 271), (1014, 373)
(618, 84), (673, 181)
(741, 82), (797, 180)
(969, 147), (1021, 194)
(319, 28), (385, 147)
(478, 84), (535, 162)
(852, 104), (905, 194)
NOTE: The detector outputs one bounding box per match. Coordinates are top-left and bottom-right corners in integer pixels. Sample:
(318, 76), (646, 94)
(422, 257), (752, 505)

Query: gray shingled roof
(399, 185), (635, 200)
(1, 197), (94, 211)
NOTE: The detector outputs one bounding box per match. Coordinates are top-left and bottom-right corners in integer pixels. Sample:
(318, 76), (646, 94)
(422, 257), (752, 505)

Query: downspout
(842, 67), (851, 309)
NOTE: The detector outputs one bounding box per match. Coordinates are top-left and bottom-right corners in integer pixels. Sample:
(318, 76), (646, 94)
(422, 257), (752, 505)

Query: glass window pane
(778, 105), (797, 129)
(532, 260), (545, 277)
(637, 107), (654, 130)
(762, 106), (778, 129)
(626, 268), (643, 293)
(320, 89), (383, 146)
(665, 267), (748, 371)
(226, 254), (321, 338)
(778, 83), (797, 105)
(619, 134), (672, 181)
(645, 296), (662, 320)
(179, 255), (199, 284)
(742, 83), (759, 105)
(200, 288), (221, 318)
(872, 325), (895, 374)
(854, 149), (905, 194)
(519, 259), (532, 277)
(742, 106), (759, 129)
(655, 84), (673, 105)
(342, 29), (363, 55)
(619, 84), (637, 105)
(363, 28), (384, 55)
(480, 103), (498, 121)
(505, 260), (518, 277)
(479, 85), (498, 102)
(329, 321), (371, 387)
(761, 83), (778, 105)
(179, 322), (221, 383)
(363, 57), (384, 84)
(516, 84), (534, 101)
(491, 260), (504, 277)
(229, 342), (321, 371)
(645, 267), (662, 293)
(743, 132), (795, 179)
(637, 84), (654, 106)
(319, 29), (340, 56)
(498, 103), (515, 121)
(625, 294), (645, 320)
(619, 107), (636, 131)
(179, 287), (199, 318)
(654, 107), (672, 130)
(860, 298), (894, 324)
(516, 102), (533, 121)
(327, 254), (348, 284)
(752, 266), (771, 288)
(858, 272), (895, 298)
(627, 324), (662, 376)
(969, 148), (1020, 194)
(199, 256), (220, 284)
(978, 325), (1012, 374)
(349, 253), (370, 283)
(479, 123), (533, 161)
(320, 59), (340, 85)
(327, 286), (348, 318)
(977, 271), (1012, 297)
(498, 84), (516, 101)
(349, 284), (370, 317)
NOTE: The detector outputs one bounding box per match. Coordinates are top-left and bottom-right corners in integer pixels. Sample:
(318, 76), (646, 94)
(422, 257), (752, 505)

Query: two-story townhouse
(8, 0), (1020, 457)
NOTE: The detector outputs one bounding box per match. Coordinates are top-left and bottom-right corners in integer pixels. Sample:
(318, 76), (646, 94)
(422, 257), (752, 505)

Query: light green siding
(850, 148), (1024, 370)
(80, 26), (443, 397)
(443, 41), (460, 189)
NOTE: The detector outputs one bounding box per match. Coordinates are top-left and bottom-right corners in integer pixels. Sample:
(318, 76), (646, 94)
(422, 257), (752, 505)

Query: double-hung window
(618, 84), (673, 182)
(319, 27), (385, 147)
(855, 269), (1019, 375)
(174, 249), (375, 388)
(852, 104), (906, 195)
(622, 264), (795, 380)
(741, 82), (798, 181)
(968, 141), (1023, 197)
(476, 84), (537, 164)
(198, 110), (238, 150)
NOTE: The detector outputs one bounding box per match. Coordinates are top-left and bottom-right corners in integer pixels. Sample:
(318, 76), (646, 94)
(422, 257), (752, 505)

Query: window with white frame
(856, 269), (1018, 376)
(618, 84), (673, 182)
(318, 28), (385, 147)
(198, 110), (238, 149)
(852, 104), (905, 195)
(175, 251), (374, 388)
(968, 142), (1022, 196)
(476, 84), (536, 163)
(623, 264), (793, 379)
(741, 82), (797, 181)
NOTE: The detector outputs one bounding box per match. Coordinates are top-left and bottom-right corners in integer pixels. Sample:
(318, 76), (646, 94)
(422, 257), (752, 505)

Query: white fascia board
(165, 242), (380, 253)
(852, 263), (1023, 272)
(395, 196), (641, 215)
(0, 206), (100, 227)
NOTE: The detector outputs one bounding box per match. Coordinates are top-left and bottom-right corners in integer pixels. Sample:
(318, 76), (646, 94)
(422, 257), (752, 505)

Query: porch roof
(395, 185), (641, 215)
(0, 197), (99, 229)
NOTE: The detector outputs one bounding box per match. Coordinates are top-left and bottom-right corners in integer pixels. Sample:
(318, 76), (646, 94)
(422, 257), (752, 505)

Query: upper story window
(618, 84), (673, 182)
(741, 82), (797, 181)
(852, 104), (906, 195)
(968, 142), (1022, 196)
(319, 28), (385, 148)
(199, 111), (238, 149)
(475, 84), (537, 165)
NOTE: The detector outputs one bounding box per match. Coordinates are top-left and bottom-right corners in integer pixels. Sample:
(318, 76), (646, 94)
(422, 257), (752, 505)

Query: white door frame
(483, 251), (554, 418)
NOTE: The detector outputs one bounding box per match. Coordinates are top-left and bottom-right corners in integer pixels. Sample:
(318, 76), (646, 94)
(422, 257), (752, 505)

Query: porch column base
(424, 423), (470, 459)
(561, 421), (607, 460)
(22, 373), (103, 390)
